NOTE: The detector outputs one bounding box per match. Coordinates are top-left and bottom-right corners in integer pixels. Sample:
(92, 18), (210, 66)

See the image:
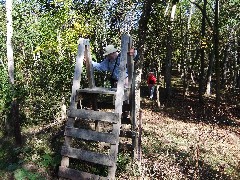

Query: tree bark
(6, 0), (14, 85)
(164, 1), (177, 99)
(214, 0), (220, 106)
(165, 26), (173, 99)
(6, 0), (22, 146)
(221, 44), (229, 88)
(205, 48), (214, 96)
(183, 0), (196, 97)
(233, 30), (239, 89)
(236, 34), (240, 88)
(11, 100), (22, 145)
(136, 0), (156, 113)
(199, 0), (207, 104)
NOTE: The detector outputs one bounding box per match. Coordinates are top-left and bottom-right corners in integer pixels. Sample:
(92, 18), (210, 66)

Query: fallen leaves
(133, 98), (240, 179)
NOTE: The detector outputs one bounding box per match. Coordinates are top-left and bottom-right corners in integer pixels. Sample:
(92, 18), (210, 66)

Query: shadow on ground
(141, 133), (234, 180)
(140, 85), (240, 129)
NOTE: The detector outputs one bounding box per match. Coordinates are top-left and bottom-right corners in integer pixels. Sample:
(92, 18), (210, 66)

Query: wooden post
(61, 38), (85, 170)
(127, 36), (133, 88)
(61, 98), (67, 121)
(108, 34), (129, 179)
(132, 50), (137, 159)
(156, 85), (161, 108)
(138, 109), (142, 161)
(70, 38), (85, 108)
(84, 39), (99, 130)
(84, 39), (95, 88)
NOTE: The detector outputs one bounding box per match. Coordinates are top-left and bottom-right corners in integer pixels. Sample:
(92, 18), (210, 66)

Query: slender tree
(136, 0), (157, 113)
(214, 0), (220, 106)
(6, 0), (14, 85)
(164, 0), (178, 99)
(6, 0), (22, 145)
(198, 0), (207, 104)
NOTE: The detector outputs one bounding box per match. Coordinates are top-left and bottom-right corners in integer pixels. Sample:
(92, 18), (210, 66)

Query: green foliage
(14, 168), (45, 180)
(4, 0), (134, 128)
(0, 68), (11, 110)
(117, 153), (131, 172)
(0, 0), (239, 178)
(39, 153), (60, 168)
(0, 134), (62, 178)
(0, 140), (25, 178)
(0, 67), (12, 129)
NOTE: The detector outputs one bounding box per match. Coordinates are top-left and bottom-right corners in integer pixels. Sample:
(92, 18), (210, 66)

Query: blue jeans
(148, 84), (155, 99)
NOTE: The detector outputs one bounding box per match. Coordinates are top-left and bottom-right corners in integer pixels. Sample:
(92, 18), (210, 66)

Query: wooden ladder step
(61, 146), (115, 166)
(68, 109), (120, 123)
(65, 127), (117, 144)
(77, 87), (117, 95)
(59, 166), (108, 180)
(77, 87), (130, 101)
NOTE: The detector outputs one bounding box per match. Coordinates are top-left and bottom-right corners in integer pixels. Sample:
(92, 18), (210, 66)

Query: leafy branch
(189, 0), (213, 31)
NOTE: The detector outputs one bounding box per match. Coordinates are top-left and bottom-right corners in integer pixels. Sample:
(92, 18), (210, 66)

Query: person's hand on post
(83, 56), (87, 63)
(128, 48), (135, 56)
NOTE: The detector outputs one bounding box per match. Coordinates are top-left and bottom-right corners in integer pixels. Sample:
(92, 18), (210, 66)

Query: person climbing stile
(147, 72), (157, 99)
(91, 44), (134, 88)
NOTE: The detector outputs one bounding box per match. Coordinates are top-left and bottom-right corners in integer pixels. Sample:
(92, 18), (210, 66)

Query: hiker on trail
(92, 44), (135, 88)
(147, 72), (157, 99)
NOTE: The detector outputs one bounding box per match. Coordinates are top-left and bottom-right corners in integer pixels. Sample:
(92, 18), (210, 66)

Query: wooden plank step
(77, 87), (130, 100)
(68, 109), (120, 123)
(65, 127), (117, 144)
(77, 87), (117, 95)
(61, 146), (115, 166)
(59, 166), (108, 180)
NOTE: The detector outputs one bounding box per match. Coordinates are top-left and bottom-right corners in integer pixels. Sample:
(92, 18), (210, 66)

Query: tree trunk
(199, 0), (207, 104)
(183, 0), (196, 97)
(205, 48), (214, 96)
(7, 0), (14, 85)
(164, 1), (177, 99)
(180, 6), (186, 95)
(233, 30), (239, 89)
(236, 35), (240, 88)
(11, 100), (22, 146)
(214, 0), (220, 106)
(165, 26), (172, 99)
(6, 0), (22, 146)
(136, 0), (156, 113)
(221, 44), (229, 88)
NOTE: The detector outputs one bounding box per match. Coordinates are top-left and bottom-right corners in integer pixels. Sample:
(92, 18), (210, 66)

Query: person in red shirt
(147, 72), (157, 99)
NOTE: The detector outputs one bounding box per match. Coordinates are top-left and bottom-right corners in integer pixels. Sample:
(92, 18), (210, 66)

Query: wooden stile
(58, 34), (139, 180)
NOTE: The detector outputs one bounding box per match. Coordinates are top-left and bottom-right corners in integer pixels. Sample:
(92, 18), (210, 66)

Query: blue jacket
(92, 54), (127, 80)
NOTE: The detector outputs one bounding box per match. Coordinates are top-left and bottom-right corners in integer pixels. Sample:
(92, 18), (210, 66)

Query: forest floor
(116, 86), (240, 179)
(0, 86), (240, 180)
